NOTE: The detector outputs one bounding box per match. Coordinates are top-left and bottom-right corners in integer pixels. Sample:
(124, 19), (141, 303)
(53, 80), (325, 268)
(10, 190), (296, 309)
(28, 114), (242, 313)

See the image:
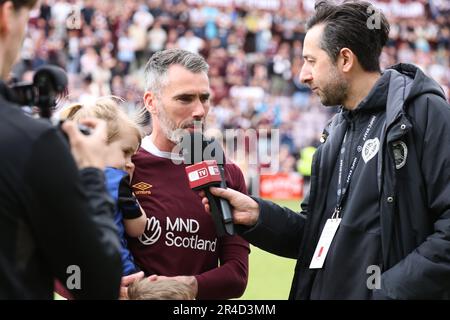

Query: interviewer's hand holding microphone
(198, 187), (260, 227)
(179, 131), (260, 228)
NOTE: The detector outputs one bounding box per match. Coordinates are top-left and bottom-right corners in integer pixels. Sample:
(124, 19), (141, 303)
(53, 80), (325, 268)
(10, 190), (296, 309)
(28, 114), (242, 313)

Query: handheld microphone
(181, 132), (235, 237)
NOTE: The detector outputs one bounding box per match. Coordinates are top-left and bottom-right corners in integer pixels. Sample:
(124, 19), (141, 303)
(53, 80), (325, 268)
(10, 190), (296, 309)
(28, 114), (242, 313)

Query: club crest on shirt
(362, 138), (380, 163)
(392, 140), (408, 169)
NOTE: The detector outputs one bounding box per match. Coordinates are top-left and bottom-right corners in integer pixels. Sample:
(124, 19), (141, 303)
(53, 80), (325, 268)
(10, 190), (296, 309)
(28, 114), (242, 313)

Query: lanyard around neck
(333, 115), (377, 219)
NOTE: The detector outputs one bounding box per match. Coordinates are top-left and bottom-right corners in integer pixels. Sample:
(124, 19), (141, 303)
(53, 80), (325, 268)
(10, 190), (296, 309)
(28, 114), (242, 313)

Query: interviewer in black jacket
(0, 0), (122, 299)
(202, 1), (450, 300)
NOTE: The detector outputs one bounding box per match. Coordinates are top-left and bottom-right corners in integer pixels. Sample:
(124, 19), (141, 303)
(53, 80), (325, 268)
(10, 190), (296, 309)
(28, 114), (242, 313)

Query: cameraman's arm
(24, 125), (122, 299)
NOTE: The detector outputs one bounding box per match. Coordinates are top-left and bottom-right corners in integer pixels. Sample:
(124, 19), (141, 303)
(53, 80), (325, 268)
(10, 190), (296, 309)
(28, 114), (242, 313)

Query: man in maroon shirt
(127, 48), (249, 299)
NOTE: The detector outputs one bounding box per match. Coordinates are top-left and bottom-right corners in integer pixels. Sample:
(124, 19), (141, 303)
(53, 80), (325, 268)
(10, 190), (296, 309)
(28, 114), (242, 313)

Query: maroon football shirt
(128, 137), (250, 299)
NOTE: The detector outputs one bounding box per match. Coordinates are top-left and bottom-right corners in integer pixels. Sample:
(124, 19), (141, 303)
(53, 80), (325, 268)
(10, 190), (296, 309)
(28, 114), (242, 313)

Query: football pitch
(239, 199), (301, 300)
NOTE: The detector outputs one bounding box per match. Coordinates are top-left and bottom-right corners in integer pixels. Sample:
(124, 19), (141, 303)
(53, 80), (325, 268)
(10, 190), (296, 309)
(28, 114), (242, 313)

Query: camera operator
(0, 0), (122, 299)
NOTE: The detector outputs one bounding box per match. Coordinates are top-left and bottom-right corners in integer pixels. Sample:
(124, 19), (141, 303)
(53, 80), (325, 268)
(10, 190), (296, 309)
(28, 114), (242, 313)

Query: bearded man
(126, 49), (250, 300)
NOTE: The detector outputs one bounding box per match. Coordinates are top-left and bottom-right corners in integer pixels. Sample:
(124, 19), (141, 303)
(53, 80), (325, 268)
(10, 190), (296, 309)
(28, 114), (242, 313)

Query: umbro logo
(132, 182), (152, 195)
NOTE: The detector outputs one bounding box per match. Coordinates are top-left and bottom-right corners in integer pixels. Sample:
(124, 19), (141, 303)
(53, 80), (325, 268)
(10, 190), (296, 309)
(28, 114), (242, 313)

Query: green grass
(239, 199), (301, 300)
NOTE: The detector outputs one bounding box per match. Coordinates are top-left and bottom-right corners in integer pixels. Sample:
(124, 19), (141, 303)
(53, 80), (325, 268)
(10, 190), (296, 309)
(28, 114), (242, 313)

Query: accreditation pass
(309, 218), (341, 269)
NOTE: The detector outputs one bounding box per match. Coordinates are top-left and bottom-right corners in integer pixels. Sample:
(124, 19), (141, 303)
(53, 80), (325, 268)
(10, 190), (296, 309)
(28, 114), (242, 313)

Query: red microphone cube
(185, 160), (221, 190)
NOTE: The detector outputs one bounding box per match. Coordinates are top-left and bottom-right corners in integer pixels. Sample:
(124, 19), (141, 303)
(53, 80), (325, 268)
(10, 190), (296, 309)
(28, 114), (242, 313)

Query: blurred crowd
(11, 0), (450, 174)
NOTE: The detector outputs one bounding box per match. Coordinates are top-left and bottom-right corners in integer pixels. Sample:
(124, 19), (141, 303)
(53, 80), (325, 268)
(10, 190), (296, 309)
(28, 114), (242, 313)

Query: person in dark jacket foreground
(0, 0), (122, 299)
(201, 0), (450, 299)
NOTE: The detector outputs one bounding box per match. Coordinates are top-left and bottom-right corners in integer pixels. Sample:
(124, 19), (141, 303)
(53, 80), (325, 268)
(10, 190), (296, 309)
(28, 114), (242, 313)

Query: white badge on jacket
(309, 218), (341, 269)
(362, 138), (380, 163)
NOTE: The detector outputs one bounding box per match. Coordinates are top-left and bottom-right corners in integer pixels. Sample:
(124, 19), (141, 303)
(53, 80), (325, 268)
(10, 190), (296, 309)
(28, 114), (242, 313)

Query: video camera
(9, 65), (90, 135)
(10, 65), (68, 119)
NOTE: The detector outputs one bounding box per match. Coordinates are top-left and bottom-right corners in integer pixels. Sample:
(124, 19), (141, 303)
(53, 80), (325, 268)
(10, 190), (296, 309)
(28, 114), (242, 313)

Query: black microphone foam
(180, 131), (234, 236)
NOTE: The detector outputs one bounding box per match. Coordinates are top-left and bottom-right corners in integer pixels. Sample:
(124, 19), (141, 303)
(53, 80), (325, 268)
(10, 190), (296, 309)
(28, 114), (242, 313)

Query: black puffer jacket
(243, 64), (450, 299)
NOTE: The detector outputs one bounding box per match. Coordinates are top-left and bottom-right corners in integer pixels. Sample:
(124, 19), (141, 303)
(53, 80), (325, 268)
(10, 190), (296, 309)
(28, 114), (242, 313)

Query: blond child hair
(127, 278), (195, 300)
(60, 97), (145, 143)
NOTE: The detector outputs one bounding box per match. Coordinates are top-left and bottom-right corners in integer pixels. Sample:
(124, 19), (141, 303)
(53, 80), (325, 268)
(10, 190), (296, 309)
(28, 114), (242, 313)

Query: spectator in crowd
(12, 0), (450, 186)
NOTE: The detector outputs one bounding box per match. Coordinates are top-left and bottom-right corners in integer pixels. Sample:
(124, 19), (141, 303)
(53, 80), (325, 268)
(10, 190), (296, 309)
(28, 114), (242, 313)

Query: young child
(62, 97), (147, 276)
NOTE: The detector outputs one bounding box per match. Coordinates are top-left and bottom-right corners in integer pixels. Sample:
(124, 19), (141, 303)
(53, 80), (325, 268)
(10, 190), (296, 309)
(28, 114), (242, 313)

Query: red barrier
(259, 173), (303, 200)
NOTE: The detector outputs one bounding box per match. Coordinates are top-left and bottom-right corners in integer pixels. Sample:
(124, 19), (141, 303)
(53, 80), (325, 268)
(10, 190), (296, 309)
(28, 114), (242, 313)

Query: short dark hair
(306, 0), (390, 72)
(0, 0), (37, 9)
